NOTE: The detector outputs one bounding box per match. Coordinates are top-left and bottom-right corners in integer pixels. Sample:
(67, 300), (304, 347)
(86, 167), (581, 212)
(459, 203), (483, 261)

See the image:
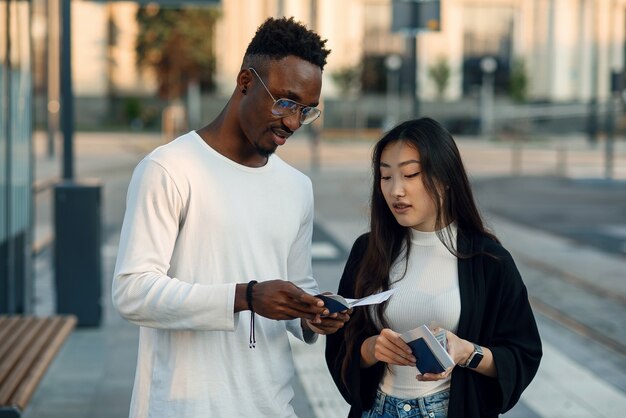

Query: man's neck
(196, 116), (268, 168)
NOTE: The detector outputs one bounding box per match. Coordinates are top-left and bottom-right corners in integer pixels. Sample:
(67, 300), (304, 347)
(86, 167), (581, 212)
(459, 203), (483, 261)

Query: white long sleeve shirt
(113, 131), (319, 417)
(380, 226), (461, 399)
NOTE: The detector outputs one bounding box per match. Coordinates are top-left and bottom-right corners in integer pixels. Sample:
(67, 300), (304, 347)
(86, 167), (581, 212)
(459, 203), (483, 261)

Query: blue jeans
(361, 389), (450, 418)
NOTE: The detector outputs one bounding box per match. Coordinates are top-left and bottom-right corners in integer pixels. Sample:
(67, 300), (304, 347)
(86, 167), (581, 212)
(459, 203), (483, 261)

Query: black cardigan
(325, 232), (542, 418)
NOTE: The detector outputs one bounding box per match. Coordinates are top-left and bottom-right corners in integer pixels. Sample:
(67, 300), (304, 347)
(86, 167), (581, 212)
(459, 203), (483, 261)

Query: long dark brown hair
(341, 117), (498, 385)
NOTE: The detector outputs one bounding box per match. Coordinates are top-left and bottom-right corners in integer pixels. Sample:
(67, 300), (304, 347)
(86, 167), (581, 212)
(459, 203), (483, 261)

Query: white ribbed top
(379, 224), (461, 399)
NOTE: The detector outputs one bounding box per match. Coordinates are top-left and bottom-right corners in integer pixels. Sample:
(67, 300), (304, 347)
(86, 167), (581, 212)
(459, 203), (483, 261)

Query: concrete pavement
(23, 130), (626, 417)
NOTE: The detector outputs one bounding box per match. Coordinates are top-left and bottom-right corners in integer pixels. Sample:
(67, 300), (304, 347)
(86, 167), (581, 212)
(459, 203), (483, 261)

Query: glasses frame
(248, 67), (321, 125)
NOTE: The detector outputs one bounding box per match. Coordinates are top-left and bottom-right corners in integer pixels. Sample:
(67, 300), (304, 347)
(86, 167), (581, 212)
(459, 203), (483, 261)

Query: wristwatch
(460, 343), (483, 368)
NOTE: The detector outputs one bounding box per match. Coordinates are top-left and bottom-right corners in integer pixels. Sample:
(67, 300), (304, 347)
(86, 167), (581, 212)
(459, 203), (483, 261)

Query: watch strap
(461, 343), (483, 368)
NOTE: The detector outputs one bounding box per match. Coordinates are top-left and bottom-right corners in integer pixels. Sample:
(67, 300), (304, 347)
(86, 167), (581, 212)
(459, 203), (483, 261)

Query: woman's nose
(391, 179), (405, 197)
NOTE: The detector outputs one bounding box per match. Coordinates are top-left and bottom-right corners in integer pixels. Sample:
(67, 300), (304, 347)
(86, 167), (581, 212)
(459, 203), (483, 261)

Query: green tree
(428, 56), (451, 100)
(135, 5), (221, 100)
(509, 58), (529, 103)
(331, 65), (361, 96)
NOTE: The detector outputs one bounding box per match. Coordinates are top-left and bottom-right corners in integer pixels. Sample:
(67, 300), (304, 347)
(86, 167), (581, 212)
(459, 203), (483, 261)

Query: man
(113, 17), (349, 417)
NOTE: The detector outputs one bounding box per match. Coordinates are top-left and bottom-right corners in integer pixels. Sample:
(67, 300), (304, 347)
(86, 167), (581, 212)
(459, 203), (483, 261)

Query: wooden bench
(0, 315), (77, 418)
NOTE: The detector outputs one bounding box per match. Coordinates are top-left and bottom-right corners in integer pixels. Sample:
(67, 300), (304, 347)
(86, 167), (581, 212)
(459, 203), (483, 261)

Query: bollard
(54, 180), (102, 327)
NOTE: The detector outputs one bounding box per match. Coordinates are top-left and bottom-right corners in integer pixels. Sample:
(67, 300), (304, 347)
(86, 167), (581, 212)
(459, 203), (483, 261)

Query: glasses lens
(272, 98), (321, 124)
(301, 107), (321, 125)
(272, 99), (298, 116)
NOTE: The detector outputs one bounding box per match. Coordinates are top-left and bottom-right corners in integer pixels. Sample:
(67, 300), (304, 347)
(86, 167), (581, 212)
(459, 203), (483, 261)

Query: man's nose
(282, 111), (302, 132)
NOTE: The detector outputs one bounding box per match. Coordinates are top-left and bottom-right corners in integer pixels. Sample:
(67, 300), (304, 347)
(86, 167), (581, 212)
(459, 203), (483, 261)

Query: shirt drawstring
(247, 280), (258, 348)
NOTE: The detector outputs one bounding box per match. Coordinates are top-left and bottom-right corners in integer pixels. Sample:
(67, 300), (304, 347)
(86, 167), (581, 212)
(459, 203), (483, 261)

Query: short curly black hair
(243, 17), (330, 70)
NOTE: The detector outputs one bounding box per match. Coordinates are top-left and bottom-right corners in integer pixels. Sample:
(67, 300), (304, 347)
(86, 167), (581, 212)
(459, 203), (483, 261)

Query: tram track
(518, 253), (626, 358)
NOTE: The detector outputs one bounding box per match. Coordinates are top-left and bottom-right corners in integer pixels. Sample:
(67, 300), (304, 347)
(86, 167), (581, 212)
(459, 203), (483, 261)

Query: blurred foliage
(331, 64), (362, 96)
(123, 97), (142, 121)
(509, 58), (529, 103)
(361, 56), (386, 93)
(135, 5), (221, 100)
(428, 56), (451, 100)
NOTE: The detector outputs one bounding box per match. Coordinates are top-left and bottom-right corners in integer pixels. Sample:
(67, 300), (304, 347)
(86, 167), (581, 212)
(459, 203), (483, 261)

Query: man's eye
(276, 99), (296, 110)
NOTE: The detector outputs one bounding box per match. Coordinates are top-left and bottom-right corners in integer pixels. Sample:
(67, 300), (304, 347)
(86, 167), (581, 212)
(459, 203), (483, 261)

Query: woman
(325, 118), (542, 418)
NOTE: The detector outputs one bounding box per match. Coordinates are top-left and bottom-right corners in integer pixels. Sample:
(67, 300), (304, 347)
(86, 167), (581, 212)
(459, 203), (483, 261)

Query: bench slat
(0, 318), (36, 362)
(0, 318), (41, 388)
(11, 317), (76, 409)
(0, 317), (9, 340)
(1, 320), (57, 407)
(0, 316), (76, 413)
(0, 320), (47, 404)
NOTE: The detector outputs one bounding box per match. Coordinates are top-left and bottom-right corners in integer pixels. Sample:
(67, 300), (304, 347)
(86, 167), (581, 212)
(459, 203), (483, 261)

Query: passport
(400, 324), (455, 374)
(315, 288), (397, 314)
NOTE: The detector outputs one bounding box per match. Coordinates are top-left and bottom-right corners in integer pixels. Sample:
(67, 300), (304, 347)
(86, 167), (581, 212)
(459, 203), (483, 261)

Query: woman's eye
(405, 172), (421, 178)
(381, 175), (391, 181)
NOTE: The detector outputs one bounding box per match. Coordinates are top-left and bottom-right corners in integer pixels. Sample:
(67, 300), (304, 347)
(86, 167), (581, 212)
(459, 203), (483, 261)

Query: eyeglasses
(248, 67), (321, 125)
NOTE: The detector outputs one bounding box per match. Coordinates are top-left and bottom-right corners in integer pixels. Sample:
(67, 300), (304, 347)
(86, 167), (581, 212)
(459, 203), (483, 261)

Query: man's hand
(244, 280), (328, 321)
(302, 309), (351, 335)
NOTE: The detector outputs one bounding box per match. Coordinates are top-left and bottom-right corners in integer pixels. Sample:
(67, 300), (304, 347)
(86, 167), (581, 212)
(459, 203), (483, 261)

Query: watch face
(468, 344), (483, 368)
(468, 353), (483, 368)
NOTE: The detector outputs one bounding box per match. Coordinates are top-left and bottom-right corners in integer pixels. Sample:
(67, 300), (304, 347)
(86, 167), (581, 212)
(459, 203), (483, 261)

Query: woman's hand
(416, 327), (473, 381)
(361, 328), (416, 368)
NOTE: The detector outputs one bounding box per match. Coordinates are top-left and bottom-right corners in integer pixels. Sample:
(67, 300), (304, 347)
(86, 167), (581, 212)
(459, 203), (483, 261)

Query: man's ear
(237, 69), (253, 95)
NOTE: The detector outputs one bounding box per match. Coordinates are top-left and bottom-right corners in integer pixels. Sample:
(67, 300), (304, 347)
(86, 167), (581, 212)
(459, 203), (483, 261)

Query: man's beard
(255, 143), (276, 158)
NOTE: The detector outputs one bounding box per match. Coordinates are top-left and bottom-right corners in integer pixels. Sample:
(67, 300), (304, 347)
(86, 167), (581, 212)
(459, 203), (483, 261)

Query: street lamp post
(391, 0), (441, 119)
(407, 36), (419, 118)
(605, 70), (622, 180)
(480, 56), (497, 139)
(384, 54), (403, 130)
(60, 0), (73, 179)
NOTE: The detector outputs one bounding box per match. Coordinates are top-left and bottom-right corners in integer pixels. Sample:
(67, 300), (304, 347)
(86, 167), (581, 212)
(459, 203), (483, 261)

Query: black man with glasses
(113, 17), (350, 418)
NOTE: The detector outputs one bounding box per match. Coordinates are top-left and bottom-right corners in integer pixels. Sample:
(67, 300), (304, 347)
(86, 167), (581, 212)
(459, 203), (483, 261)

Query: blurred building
(3, 0), (626, 312)
(1, 0), (33, 313)
(27, 0), (626, 131)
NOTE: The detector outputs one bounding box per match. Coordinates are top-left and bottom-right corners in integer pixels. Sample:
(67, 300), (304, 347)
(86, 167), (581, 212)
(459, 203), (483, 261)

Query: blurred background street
(21, 130), (626, 418)
(2, 0), (626, 417)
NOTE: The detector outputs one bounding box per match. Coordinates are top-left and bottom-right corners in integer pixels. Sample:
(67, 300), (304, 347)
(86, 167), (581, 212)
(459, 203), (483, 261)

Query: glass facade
(0, 0), (33, 314)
